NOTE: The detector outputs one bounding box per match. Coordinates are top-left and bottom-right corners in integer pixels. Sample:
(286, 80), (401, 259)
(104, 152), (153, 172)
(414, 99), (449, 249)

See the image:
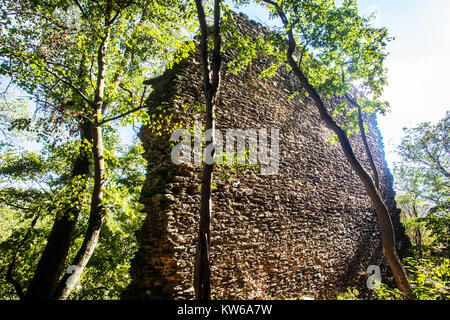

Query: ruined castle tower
(122, 13), (409, 300)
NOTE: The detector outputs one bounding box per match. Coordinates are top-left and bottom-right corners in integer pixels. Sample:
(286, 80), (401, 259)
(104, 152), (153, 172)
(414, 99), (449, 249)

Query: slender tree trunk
(265, 2), (415, 299)
(345, 94), (380, 190)
(288, 45), (415, 301)
(193, 0), (222, 300)
(25, 118), (92, 300)
(53, 30), (109, 300)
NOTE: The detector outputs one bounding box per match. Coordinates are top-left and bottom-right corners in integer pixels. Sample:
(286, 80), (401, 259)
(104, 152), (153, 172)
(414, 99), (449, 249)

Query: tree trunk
(287, 49), (415, 300)
(193, 0), (222, 300)
(25, 119), (92, 300)
(266, 3), (415, 299)
(53, 30), (109, 300)
(345, 94), (380, 190)
(53, 123), (106, 299)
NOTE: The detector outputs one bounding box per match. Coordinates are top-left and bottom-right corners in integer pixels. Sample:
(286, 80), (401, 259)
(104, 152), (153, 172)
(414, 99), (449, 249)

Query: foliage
(424, 203), (450, 252)
(0, 0), (198, 130)
(386, 113), (449, 299)
(231, 0), (393, 141)
(336, 288), (360, 300)
(0, 0), (445, 301)
(0, 101), (146, 299)
(0, 0), (197, 299)
(221, 5), (286, 78)
(396, 111), (449, 202)
(0, 135), (146, 300)
(338, 112), (450, 300)
(395, 112), (449, 255)
(338, 257), (450, 300)
(372, 257), (450, 300)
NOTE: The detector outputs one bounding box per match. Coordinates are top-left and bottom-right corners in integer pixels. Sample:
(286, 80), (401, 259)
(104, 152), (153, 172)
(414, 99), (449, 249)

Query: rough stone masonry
(122, 13), (410, 300)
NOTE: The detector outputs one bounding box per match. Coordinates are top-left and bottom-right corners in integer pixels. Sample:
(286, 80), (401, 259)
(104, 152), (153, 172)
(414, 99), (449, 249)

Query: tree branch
(96, 86), (148, 126)
(73, 0), (101, 37)
(0, 197), (31, 211)
(424, 148), (450, 178)
(44, 67), (92, 106)
(345, 92), (380, 189)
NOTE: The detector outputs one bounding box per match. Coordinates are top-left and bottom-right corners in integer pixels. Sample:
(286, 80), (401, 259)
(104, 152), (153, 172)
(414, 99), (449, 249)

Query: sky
(233, 0), (450, 167)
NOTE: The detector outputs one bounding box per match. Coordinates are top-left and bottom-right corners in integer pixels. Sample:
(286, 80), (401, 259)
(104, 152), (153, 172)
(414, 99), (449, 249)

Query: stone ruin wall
(122, 13), (409, 300)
